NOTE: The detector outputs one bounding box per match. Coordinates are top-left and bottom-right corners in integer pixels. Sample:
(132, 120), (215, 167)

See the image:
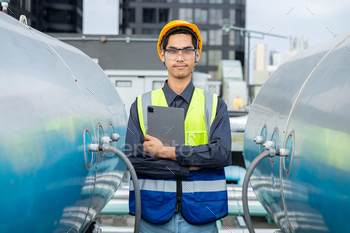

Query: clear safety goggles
(165, 48), (196, 60)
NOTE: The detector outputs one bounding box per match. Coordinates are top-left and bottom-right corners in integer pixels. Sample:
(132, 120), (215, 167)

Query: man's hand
(143, 134), (163, 156)
(189, 166), (201, 171)
(143, 134), (176, 161)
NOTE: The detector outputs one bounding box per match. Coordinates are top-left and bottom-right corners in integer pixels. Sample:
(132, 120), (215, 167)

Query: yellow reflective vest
(129, 87), (228, 224)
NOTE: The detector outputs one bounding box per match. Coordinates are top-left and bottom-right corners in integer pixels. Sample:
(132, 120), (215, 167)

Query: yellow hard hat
(157, 20), (202, 61)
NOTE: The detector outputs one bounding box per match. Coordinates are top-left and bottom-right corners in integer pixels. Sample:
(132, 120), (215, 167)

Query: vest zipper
(175, 179), (182, 213)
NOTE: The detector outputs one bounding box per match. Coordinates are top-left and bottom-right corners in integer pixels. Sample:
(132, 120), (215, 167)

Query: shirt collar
(162, 80), (194, 106)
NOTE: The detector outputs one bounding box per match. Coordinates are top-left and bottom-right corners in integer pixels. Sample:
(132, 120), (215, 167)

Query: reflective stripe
(204, 92), (213, 139)
(130, 179), (176, 192)
(211, 93), (218, 127)
(182, 180), (227, 193)
(130, 179), (226, 193)
(204, 91), (218, 140)
(184, 88), (208, 145)
(141, 91), (152, 134)
(137, 94), (146, 136)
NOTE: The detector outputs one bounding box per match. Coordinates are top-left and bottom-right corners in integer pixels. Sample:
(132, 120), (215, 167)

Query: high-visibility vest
(129, 88), (228, 224)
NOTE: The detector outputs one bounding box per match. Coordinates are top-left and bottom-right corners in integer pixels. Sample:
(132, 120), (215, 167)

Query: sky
(83, 0), (119, 35)
(246, 0), (350, 79)
(247, 0), (350, 46)
(83, 0), (350, 80)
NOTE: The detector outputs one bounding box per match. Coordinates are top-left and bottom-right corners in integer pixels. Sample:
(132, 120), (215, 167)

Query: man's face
(161, 33), (200, 80)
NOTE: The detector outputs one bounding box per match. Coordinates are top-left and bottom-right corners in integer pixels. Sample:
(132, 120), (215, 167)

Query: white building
(290, 35), (309, 53)
(253, 44), (269, 98)
(254, 43), (267, 71)
(284, 35), (309, 63)
(269, 50), (280, 67)
(267, 50), (280, 76)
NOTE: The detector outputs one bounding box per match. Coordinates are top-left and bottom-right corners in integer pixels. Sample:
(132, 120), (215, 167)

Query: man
(126, 20), (231, 233)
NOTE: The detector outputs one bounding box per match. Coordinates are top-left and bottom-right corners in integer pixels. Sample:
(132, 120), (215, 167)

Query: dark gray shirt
(125, 80), (232, 179)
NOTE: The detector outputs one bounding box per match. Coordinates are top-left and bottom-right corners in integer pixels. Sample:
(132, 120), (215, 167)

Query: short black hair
(162, 28), (198, 51)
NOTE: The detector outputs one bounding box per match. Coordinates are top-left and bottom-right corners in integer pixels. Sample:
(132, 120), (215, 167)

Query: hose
(242, 150), (270, 233)
(100, 145), (141, 233)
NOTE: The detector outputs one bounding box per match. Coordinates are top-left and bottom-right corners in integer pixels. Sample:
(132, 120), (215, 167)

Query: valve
(263, 140), (275, 149)
(101, 136), (112, 145)
(278, 148), (290, 157)
(112, 133), (121, 142)
(269, 148), (290, 157)
(254, 136), (264, 144)
(88, 143), (99, 152)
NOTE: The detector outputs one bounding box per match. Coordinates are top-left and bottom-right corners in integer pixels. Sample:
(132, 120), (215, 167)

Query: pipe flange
(97, 122), (105, 161)
(270, 127), (279, 166)
(83, 127), (94, 170)
(259, 124), (267, 153)
(283, 131), (295, 177)
(105, 122), (115, 158)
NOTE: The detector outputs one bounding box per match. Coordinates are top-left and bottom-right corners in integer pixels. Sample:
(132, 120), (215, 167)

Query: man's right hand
(189, 166), (201, 171)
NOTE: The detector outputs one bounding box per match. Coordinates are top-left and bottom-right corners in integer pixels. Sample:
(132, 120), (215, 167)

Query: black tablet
(147, 105), (185, 147)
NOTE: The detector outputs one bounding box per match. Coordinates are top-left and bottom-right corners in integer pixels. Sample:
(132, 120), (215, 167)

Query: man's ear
(161, 50), (165, 63)
(196, 50), (201, 63)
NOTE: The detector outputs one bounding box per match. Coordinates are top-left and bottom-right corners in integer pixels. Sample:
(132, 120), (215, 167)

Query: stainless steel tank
(0, 12), (127, 233)
(244, 31), (350, 233)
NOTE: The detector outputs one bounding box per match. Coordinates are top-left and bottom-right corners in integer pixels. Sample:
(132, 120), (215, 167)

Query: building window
(209, 29), (222, 46)
(197, 51), (207, 66)
(116, 80), (132, 87)
(179, 8), (193, 22)
(230, 9), (235, 25)
(208, 50), (222, 66)
(200, 30), (207, 45)
(179, 0), (193, 3)
(27, 18), (32, 27)
(209, 0), (223, 3)
(142, 28), (158, 34)
(235, 9), (245, 26)
(143, 8), (156, 23)
(159, 8), (170, 22)
(229, 30), (235, 46)
(194, 9), (208, 24)
(25, 0), (31, 12)
(230, 0), (245, 3)
(229, 51), (235, 60)
(209, 9), (222, 25)
(127, 8), (135, 23)
(195, 0), (207, 3)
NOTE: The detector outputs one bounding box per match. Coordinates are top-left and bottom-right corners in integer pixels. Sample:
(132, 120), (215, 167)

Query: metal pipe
(246, 32), (251, 104)
(101, 144), (141, 233)
(242, 150), (270, 233)
(53, 36), (158, 42)
(229, 25), (288, 39)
